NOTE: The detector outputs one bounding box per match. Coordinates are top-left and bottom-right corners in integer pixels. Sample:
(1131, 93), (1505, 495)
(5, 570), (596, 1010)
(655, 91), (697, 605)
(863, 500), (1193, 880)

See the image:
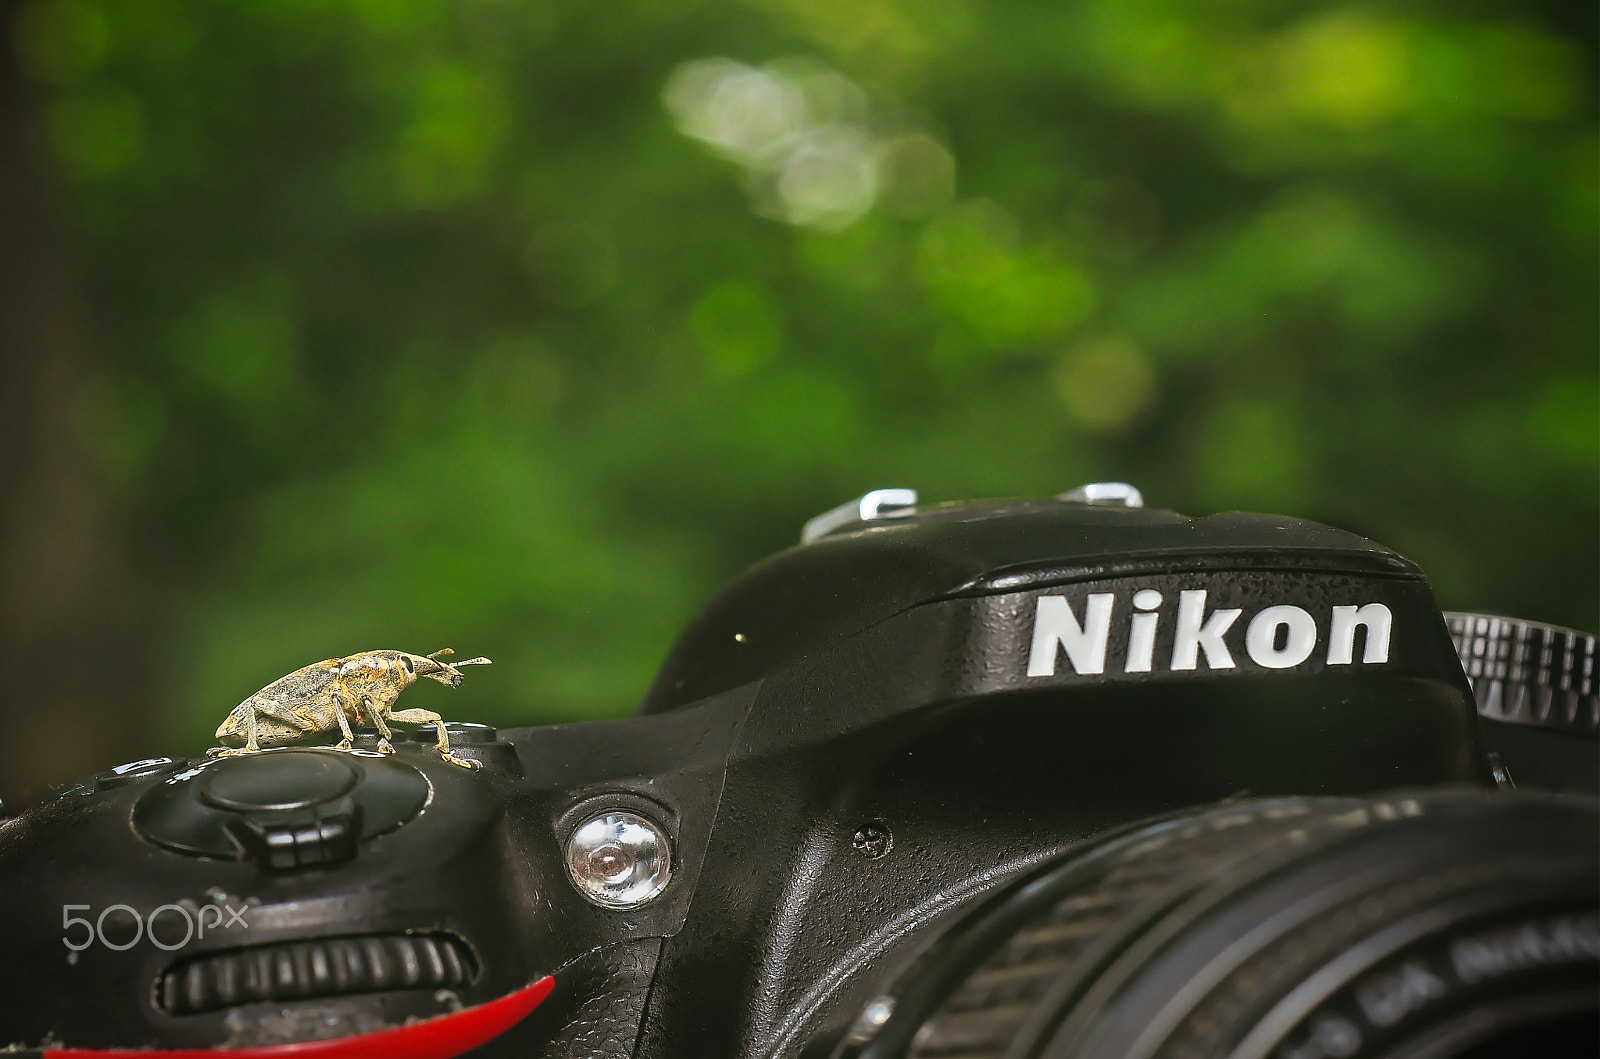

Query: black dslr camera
(2, 488), (1596, 1058)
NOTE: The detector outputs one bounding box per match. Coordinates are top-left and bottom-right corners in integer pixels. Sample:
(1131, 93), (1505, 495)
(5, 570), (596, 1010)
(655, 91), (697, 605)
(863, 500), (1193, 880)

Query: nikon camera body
(1, 487), (1595, 1058)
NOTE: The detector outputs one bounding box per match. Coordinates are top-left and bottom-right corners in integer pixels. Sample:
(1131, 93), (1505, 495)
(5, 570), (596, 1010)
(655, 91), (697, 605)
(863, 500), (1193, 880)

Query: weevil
(212, 649), (492, 769)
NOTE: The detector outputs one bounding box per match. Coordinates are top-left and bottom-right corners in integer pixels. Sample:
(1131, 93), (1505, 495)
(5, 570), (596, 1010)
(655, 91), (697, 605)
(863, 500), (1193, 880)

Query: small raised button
(801, 488), (919, 544)
(1059, 482), (1144, 508)
(91, 757), (188, 791)
(406, 721), (497, 745)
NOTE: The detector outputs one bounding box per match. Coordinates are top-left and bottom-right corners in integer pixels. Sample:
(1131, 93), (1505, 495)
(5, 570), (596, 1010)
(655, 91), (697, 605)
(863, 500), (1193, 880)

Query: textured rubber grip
(1445, 612), (1597, 736)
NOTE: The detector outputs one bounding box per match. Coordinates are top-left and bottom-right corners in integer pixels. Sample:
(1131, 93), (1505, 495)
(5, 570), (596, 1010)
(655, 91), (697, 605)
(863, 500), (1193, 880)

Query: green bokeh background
(6, 0), (1595, 770)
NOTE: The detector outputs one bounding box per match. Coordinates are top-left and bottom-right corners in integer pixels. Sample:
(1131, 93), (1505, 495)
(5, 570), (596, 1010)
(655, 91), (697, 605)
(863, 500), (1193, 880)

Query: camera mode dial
(132, 748), (431, 870)
(1448, 613), (1598, 736)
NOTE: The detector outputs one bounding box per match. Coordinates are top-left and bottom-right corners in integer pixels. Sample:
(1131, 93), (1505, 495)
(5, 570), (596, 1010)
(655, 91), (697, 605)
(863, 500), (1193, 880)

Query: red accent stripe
(44, 976), (555, 1059)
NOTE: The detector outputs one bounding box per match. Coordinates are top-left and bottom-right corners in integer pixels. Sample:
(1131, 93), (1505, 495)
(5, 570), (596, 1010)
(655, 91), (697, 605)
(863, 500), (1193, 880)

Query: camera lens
(564, 810), (672, 909)
(847, 790), (1597, 1059)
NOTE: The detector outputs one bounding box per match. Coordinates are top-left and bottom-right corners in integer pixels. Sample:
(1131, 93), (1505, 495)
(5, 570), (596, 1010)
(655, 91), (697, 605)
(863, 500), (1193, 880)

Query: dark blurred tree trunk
(0, 0), (158, 810)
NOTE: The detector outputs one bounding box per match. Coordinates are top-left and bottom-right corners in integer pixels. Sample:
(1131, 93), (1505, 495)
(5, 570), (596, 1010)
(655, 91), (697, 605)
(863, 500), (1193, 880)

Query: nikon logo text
(1026, 590), (1392, 677)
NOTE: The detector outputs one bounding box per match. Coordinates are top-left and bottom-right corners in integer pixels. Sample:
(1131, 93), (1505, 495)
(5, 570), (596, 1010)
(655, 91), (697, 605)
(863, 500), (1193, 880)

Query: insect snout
(409, 649), (491, 687)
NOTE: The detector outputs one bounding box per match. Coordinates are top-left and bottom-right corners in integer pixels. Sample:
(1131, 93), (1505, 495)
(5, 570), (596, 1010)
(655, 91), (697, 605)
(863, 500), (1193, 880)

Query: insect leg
(328, 686), (357, 751)
(364, 696), (396, 754)
(387, 708), (481, 770)
(210, 707), (263, 758)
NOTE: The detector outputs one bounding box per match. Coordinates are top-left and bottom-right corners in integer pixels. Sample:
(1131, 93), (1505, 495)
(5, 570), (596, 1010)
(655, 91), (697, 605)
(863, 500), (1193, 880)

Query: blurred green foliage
(12, 0), (1596, 748)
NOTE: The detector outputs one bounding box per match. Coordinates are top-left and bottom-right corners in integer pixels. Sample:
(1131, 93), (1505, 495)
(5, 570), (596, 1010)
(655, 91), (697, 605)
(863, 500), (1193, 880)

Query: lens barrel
(844, 790), (1598, 1059)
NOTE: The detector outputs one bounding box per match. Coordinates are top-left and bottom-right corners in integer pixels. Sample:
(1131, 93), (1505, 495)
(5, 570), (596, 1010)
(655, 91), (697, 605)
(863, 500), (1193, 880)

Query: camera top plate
(643, 495), (1422, 714)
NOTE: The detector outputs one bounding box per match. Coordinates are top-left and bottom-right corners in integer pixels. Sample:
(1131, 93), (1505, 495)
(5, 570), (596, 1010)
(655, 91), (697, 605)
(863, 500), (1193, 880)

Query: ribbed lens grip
(1445, 612), (1597, 736)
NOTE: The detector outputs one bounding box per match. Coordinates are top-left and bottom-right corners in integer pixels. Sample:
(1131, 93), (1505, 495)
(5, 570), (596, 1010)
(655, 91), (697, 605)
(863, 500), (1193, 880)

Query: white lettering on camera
(1026, 590), (1392, 677)
(63, 899), (249, 953)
